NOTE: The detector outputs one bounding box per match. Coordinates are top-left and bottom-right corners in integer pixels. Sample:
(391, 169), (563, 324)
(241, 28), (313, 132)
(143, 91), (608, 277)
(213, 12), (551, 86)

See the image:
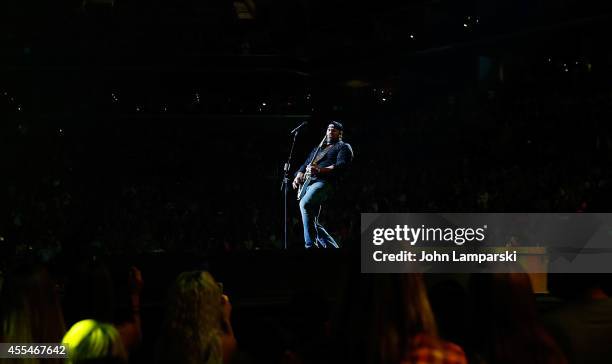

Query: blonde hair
(157, 271), (223, 364)
(0, 263), (66, 364)
(62, 319), (127, 364)
(339, 273), (439, 364)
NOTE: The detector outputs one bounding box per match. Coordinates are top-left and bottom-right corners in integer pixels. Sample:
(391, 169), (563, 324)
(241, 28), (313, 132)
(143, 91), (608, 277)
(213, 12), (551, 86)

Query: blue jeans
(299, 181), (339, 249)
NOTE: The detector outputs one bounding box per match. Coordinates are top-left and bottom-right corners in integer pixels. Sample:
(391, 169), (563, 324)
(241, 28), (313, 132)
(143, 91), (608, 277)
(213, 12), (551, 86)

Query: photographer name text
(372, 250), (517, 263)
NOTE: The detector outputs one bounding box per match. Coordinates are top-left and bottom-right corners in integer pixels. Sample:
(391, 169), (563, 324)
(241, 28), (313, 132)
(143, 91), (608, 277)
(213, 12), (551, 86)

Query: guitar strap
(312, 142), (337, 165)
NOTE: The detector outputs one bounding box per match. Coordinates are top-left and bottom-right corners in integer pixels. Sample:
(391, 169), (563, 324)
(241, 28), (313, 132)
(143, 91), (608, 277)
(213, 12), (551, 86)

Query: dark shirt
(297, 140), (353, 183)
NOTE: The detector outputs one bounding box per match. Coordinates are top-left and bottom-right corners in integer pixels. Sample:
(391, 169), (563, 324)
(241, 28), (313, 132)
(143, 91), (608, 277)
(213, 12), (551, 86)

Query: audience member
(63, 258), (143, 353)
(62, 319), (128, 364)
(334, 273), (467, 364)
(0, 261), (65, 364)
(155, 271), (237, 364)
(467, 271), (567, 364)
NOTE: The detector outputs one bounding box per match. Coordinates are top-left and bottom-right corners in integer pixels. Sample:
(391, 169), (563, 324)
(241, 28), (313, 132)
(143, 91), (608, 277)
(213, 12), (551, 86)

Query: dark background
(3, 2), (612, 363)
(3, 0), (612, 254)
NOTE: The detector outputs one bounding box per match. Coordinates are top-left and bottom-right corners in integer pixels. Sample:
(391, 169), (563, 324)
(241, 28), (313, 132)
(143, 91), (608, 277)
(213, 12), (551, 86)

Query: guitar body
(296, 136), (328, 201)
(297, 164), (315, 200)
(296, 179), (309, 200)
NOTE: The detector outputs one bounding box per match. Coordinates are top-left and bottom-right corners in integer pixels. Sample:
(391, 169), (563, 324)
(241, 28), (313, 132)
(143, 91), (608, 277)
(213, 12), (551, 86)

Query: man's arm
(310, 165), (334, 175)
(310, 143), (353, 176)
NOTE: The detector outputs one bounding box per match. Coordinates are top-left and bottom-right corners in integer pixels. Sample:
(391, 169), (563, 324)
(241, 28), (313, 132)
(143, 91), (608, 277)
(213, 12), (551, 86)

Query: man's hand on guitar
(292, 172), (305, 189)
(306, 165), (320, 176)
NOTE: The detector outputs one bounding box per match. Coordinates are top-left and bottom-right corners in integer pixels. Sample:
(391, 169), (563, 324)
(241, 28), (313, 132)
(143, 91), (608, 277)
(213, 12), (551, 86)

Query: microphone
(290, 121), (308, 134)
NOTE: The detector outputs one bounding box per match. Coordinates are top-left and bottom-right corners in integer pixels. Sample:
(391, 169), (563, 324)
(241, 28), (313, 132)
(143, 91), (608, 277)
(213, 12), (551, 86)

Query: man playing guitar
(292, 121), (354, 249)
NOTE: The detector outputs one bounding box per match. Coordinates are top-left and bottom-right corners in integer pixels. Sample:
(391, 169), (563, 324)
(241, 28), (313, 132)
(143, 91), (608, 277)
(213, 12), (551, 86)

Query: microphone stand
(281, 129), (300, 250)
